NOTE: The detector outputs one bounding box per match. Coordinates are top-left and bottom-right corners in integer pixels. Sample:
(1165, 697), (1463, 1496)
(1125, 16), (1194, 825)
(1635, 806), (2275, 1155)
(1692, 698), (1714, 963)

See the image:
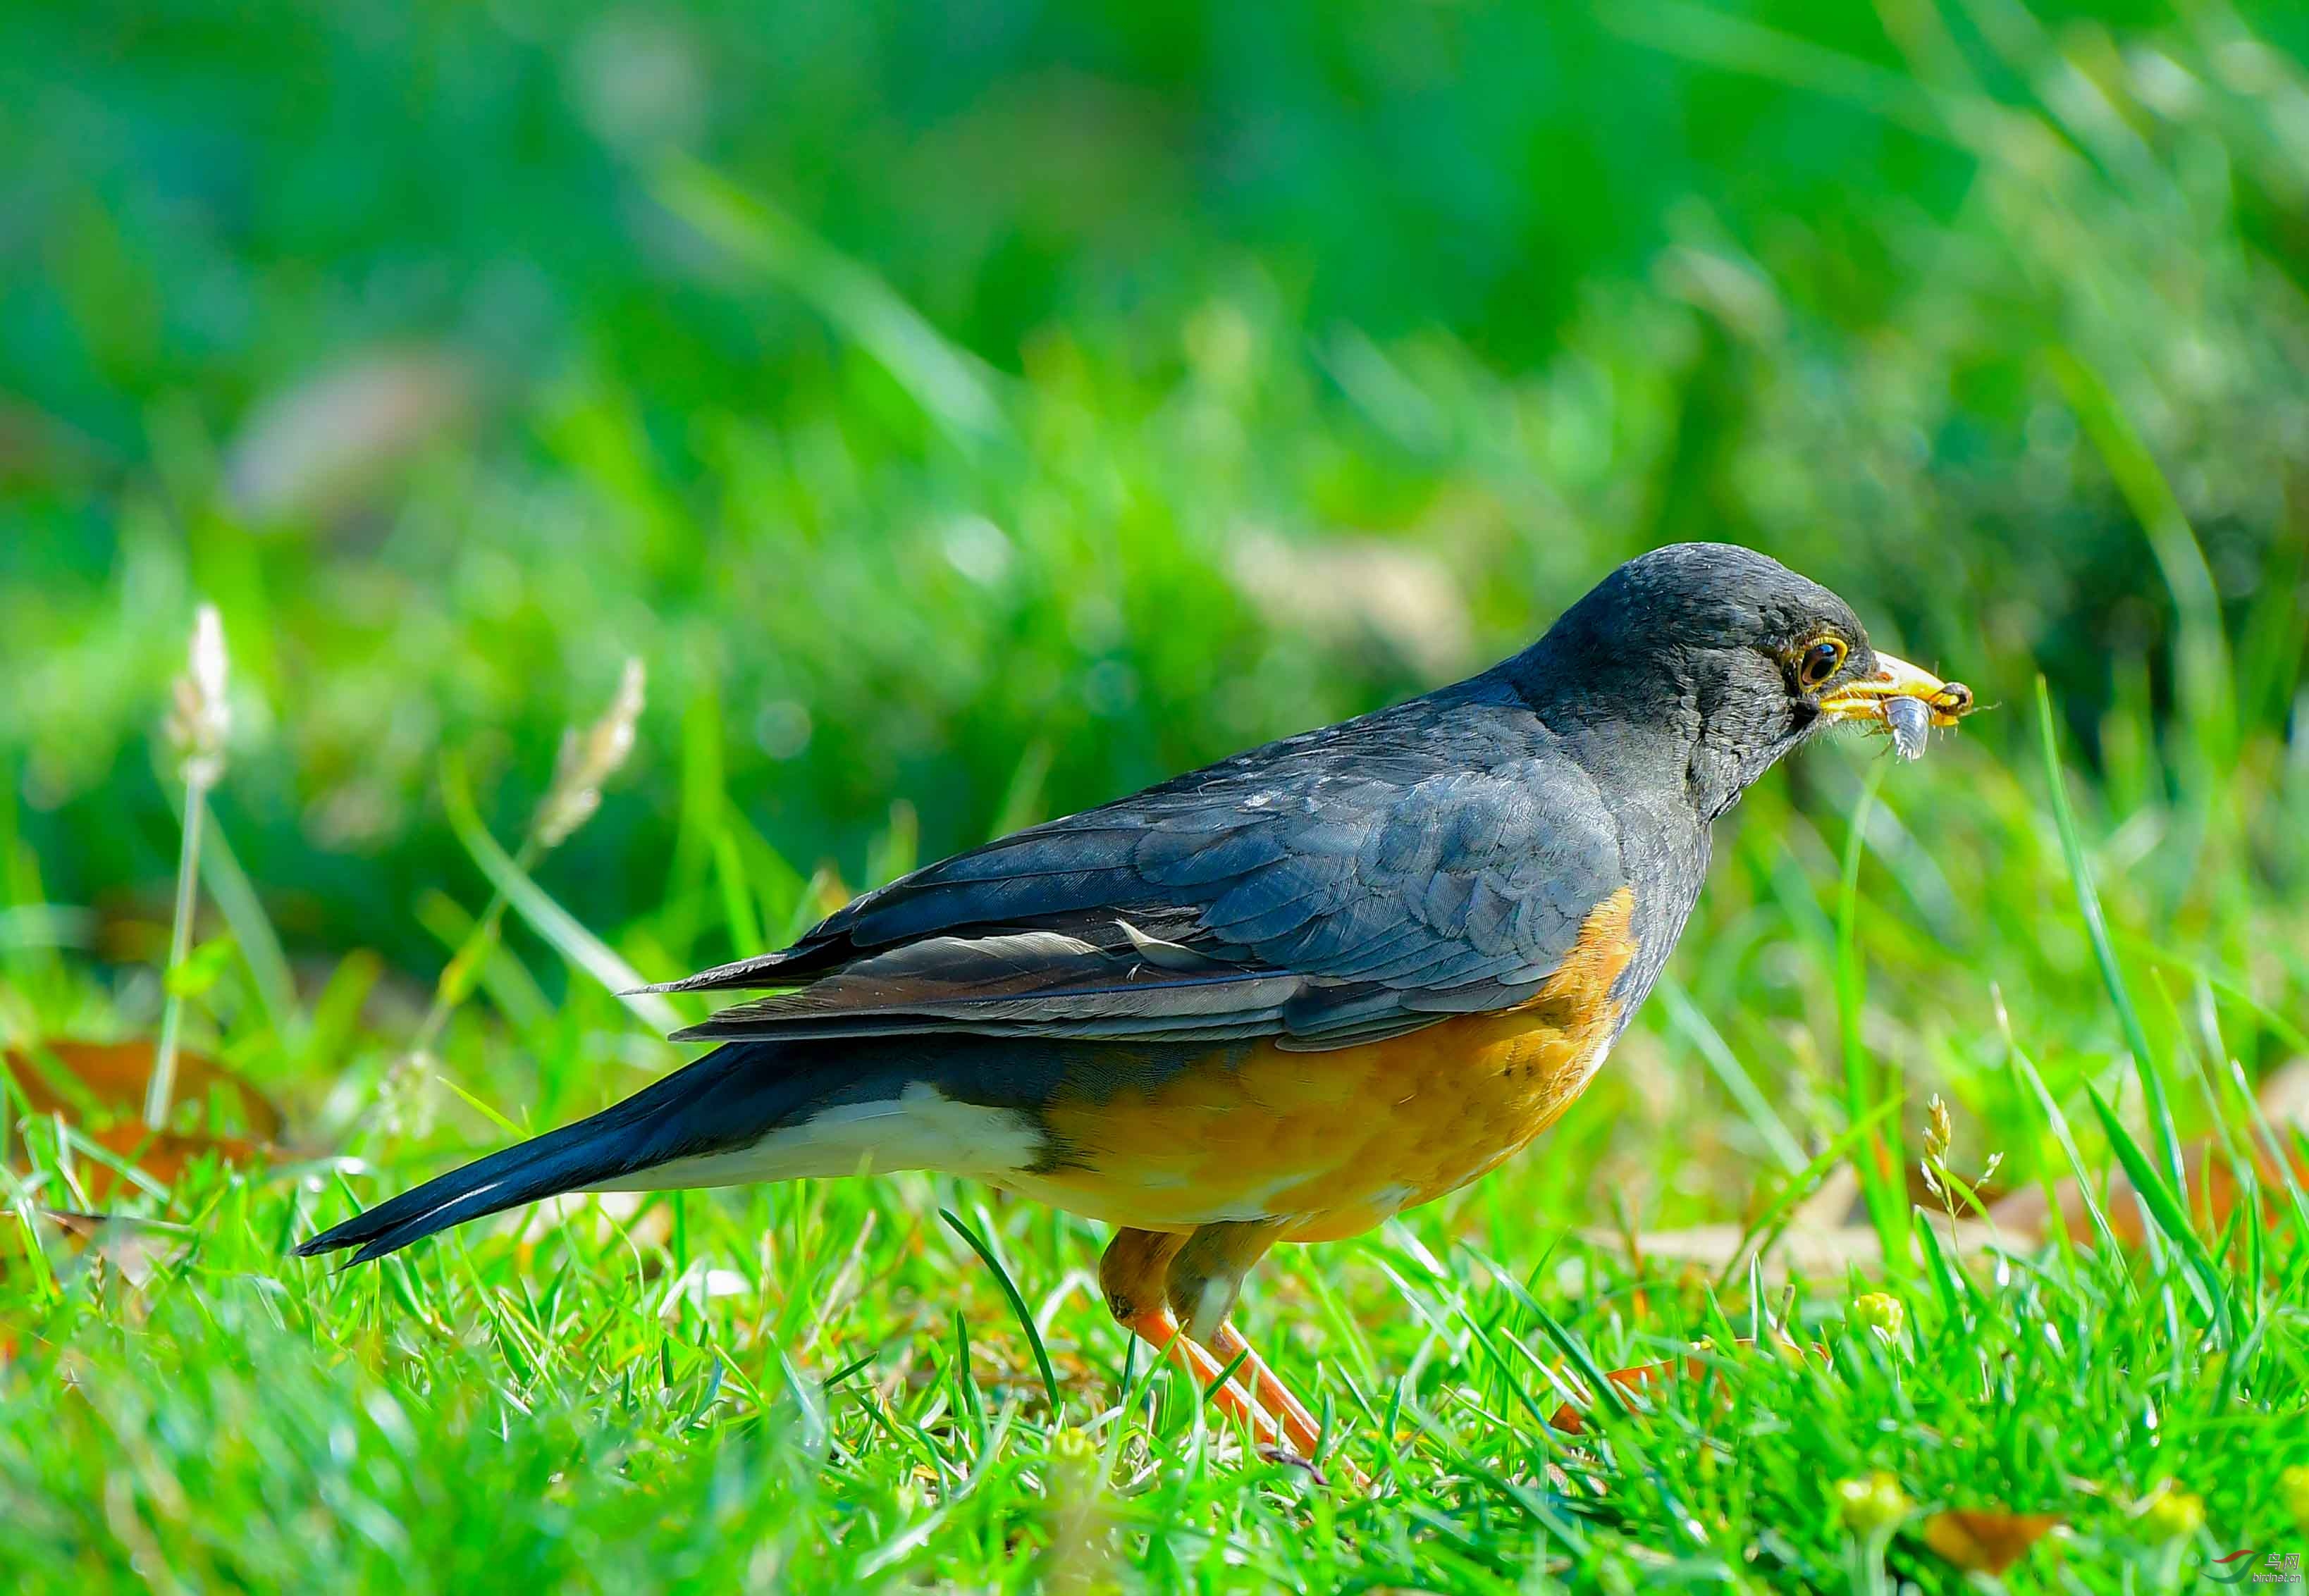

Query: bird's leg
(1102, 1223), (1362, 1484)
(1167, 1220), (1353, 1475)
(1205, 1320), (1368, 1488)
(1207, 1320), (1325, 1460)
(1123, 1309), (1280, 1436)
(1100, 1227), (1283, 1446)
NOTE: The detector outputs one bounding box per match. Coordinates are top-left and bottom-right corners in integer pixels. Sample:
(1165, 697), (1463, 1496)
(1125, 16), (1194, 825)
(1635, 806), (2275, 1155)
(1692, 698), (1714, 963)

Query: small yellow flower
(2135, 1485), (2204, 1542)
(1835, 1471), (1913, 1536)
(2279, 1464), (2309, 1529)
(1852, 1293), (1907, 1338)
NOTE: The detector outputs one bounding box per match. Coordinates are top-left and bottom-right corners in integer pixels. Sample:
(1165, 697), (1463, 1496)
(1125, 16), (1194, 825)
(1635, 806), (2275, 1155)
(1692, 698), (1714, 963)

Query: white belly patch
(599, 1081), (1042, 1192)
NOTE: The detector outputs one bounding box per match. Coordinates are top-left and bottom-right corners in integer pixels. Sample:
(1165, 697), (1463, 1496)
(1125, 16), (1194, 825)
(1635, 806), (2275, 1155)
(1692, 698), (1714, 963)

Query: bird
(300, 541), (1972, 1469)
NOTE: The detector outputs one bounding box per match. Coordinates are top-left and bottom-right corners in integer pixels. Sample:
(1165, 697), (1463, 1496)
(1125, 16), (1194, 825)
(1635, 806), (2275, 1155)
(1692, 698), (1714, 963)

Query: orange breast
(998, 887), (1638, 1242)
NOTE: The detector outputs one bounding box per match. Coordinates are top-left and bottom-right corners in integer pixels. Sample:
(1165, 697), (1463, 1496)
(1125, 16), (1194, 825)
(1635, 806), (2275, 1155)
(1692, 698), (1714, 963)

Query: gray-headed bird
(301, 543), (1971, 1466)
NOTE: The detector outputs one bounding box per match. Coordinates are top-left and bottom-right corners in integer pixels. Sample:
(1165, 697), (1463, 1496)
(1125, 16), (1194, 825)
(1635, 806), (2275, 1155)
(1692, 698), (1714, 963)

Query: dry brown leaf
(1990, 1139), (2309, 1248)
(4, 1209), (183, 1362)
(3, 1039), (278, 1194)
(1229, 529), (1475, 680)
(1992, 1060), (2309, 1249)
(224, 346), (480, 524)
(4, 1039), (283, 1140)
(12, 1209), (192, 1286)
(1920, 1509), (2063, 1574)
(80, 1124), (264, 1196)
(1789, 1163), (1862, 1230)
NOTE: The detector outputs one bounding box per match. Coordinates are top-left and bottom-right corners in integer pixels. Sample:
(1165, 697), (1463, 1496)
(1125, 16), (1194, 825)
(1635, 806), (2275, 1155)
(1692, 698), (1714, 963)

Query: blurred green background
(5, 0), (2308, 1006)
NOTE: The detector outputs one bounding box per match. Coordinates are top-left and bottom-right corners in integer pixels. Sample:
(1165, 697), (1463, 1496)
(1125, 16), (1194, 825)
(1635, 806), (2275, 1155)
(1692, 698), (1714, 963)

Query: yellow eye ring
(1798, 638), (1846, 690)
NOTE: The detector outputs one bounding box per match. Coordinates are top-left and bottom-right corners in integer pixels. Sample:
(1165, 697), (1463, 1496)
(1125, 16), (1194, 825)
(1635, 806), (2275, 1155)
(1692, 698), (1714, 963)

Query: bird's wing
(660, 696), (1628, 1052)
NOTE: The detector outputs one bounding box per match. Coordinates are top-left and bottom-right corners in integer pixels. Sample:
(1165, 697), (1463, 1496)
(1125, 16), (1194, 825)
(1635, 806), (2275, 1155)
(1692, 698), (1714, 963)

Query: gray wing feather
(654, 691), (1629, 1051)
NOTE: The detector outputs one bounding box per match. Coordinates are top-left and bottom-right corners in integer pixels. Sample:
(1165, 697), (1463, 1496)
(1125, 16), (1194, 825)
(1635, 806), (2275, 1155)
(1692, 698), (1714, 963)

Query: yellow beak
(1817, 651), (1975, 728)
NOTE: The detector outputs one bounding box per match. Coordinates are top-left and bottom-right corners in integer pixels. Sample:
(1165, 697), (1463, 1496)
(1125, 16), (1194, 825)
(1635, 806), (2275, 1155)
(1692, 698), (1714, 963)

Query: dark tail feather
(297, 1115), (628, 1264)
(297, 1041), (785, 1266)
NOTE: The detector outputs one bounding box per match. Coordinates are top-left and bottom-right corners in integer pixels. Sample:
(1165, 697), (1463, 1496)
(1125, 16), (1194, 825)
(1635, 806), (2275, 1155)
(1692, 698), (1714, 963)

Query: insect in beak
(1817, 651), (1974, 748)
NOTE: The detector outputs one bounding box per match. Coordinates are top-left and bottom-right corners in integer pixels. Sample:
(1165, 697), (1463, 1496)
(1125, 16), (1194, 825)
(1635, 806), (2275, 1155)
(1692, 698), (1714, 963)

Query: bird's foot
(1126, 1311), (1366, 1489)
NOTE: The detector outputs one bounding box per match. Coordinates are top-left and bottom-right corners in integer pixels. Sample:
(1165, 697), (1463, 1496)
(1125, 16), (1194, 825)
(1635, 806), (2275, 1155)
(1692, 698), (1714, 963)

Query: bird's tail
(297, 1041), (792, 1266)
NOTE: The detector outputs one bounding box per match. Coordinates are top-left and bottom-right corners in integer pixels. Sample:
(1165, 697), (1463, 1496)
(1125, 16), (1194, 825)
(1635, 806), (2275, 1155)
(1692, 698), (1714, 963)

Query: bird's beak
(1817, 651), (1975, 728)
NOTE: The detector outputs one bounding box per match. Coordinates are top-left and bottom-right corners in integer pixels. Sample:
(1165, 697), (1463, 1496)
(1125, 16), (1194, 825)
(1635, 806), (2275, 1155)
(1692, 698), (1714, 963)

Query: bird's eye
(1797, 638), (1846, 689)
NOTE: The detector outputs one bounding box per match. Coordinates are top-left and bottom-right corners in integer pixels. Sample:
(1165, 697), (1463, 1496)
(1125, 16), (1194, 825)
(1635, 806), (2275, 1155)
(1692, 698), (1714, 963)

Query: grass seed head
(535, 657), (646, 848)
(166, 603), (231, 787)
(1924, 1094), (1953, 1167)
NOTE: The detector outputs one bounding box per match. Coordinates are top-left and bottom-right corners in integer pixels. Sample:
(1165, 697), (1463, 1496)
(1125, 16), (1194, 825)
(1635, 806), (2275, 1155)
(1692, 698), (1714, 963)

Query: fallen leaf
(3, 1039), (279, 1195)
(80, 1123), (263, 1196)
(1790, 1163), (1862, 1230)
(1920, 1509), (2064, 1574)
(2261, 1058), (2309, 1125)
(4, 1039), (283, 1140)
(2, 1208), (192, 1320)
(2, 1210), (187, 1359)
(1991, 1059), (2309, 1249)
(1229, 528), (1475, 680)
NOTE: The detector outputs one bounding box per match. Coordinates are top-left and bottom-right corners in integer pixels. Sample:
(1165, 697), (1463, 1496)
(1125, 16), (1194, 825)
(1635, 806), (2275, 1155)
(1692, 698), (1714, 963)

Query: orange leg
(1128, 1312), (1367, 1488)
(1208, 1321), (1322, 1457)
(1105, 1225), (1364, 1486)
(1213, 1323), (1369, 1488)
(1126, 1309), (1281, 1442)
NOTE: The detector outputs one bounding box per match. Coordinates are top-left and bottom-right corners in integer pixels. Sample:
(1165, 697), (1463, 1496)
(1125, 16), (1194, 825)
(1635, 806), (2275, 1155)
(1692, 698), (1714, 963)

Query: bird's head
(1515, 542), (1974, 819)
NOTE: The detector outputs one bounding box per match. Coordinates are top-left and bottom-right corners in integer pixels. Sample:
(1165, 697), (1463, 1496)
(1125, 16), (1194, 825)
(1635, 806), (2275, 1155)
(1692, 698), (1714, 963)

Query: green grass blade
(1659, 977), (1808, 1174)
(939, 1206), (1061, 1417)
(1525, 1300), (1633, 1428)
(2034, 677), (2190, 1201)
(2083, 1083), (2229, 1340)
(1837, 760), (1907, 1268)
(196, 812), (300, 1047)
(1999, 1003), (2131, 1281)
(2231, 1059), (2309, 1247)
(709, 827), (764, 955)
(438, 750), (684, 1034)
(2048, 351), (2233, 761)
(654, 159), (1009, 449)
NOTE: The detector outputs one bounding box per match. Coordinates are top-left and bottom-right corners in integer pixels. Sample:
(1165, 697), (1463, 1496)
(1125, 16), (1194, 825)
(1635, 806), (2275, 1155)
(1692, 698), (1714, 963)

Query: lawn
(4, 1), (2309, 1589)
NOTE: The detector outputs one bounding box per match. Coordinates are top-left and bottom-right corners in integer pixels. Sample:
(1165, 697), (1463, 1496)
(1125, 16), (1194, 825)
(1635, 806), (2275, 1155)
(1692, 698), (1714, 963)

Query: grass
(5, 0), (2309, 1589)
(4, 617), (2303, 1590)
